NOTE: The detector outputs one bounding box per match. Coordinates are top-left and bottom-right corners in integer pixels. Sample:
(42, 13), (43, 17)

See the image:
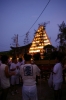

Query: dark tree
(56, 21), (66, 47)
(33, 53), (41, 60)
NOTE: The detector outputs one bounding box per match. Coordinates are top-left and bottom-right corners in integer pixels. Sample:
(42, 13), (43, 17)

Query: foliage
(56, 21), (66, 46)
(33, 53), (41, 60)
(43, 45), (55, 60)
(0, 50), (13, 57)
(50, 51), (65, 61)
(43, 50), (65, 60)
(24, 32), (30, 45)
(44, 44), (55, 49)
(11, 34), (19, 47)
(62, 57), (66, 65)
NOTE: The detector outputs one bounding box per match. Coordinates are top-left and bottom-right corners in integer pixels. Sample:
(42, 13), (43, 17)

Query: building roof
(10, 43), (32, 50)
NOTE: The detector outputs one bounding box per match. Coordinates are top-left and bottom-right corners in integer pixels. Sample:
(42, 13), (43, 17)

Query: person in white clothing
(17, 58), (24, 84)
(31, 59), (41, 85)
(53, 54), (63, 100)
(0, 55), (15, 100)
(20, 53), (40, 100)
(17, 58), (23, 69)
(10, 57), (19, 95)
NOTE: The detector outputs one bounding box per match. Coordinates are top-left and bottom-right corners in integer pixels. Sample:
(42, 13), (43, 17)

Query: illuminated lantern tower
(29, 24), (51, 55)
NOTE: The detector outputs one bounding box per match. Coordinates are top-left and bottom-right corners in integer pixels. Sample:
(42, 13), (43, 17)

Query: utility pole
(11, 34), (19, 47)
(16, 34), (18, 47)
(24, 32), (29, 45)
(10, 34), (19, 58)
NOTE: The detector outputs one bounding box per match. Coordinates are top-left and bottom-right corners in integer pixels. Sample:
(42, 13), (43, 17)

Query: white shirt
(0, 64), (10, 89)
(10, 63), (17, 75)
(20, 64), (40, 86)
(53, 63), (63, 83)
(17, 61), (23, 69)
(10, 63), (16, 70)
(10, 62), (20, 76)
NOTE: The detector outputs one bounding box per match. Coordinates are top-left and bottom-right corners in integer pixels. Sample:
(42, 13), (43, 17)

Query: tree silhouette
(56, 21), (66, 47)
(24, 32), (30, 45)
(11, 34), (19, 47)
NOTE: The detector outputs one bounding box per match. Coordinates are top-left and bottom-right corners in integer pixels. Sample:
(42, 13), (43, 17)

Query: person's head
(1, 55), (9, 64)
(12, 57), (17, 63)
(54, 54), (62, 63)
(24, 53), (32, 62)
(19, 58), (22, 62)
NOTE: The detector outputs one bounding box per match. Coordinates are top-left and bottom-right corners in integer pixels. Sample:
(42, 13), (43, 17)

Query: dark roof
(10, 43), (32, 49)
(44, 44), (55, 49)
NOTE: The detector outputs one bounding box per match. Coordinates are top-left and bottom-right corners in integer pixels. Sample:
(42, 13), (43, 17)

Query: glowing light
(37, 30), (39, 32)
(44, 40), (49, 42)
(10, 57), (12, 61)
(29, 49), (40, 53)
(17, 57), (19, 61)
(32, 41), (35, 43)
(29, 25), (51, 54)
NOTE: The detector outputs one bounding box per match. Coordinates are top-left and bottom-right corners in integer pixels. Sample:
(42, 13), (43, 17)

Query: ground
(5, 79), (66, 100)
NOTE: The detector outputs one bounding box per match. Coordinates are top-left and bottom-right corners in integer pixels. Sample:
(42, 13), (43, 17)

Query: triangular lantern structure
(29, 24), (51, 54)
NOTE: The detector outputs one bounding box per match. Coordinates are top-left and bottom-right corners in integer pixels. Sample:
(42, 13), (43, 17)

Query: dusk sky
(0, 0), (66, 51)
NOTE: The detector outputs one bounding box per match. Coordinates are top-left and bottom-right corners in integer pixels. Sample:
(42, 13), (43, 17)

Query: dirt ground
(5, 79), (66, 100)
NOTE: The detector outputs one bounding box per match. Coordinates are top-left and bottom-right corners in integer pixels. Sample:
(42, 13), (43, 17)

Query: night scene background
(0, 0), (66, 51)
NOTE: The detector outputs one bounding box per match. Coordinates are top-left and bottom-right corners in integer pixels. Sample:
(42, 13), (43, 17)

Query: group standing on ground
(0, 55), (16, 100)
(0, 52), (66, 100)
(0, 54), (40, 100)
(0, 55), (24, 99)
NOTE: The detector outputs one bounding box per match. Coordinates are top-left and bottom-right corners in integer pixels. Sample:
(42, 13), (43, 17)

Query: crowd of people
(0, 52), (66, 100)
(0, 54), (40, 100)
